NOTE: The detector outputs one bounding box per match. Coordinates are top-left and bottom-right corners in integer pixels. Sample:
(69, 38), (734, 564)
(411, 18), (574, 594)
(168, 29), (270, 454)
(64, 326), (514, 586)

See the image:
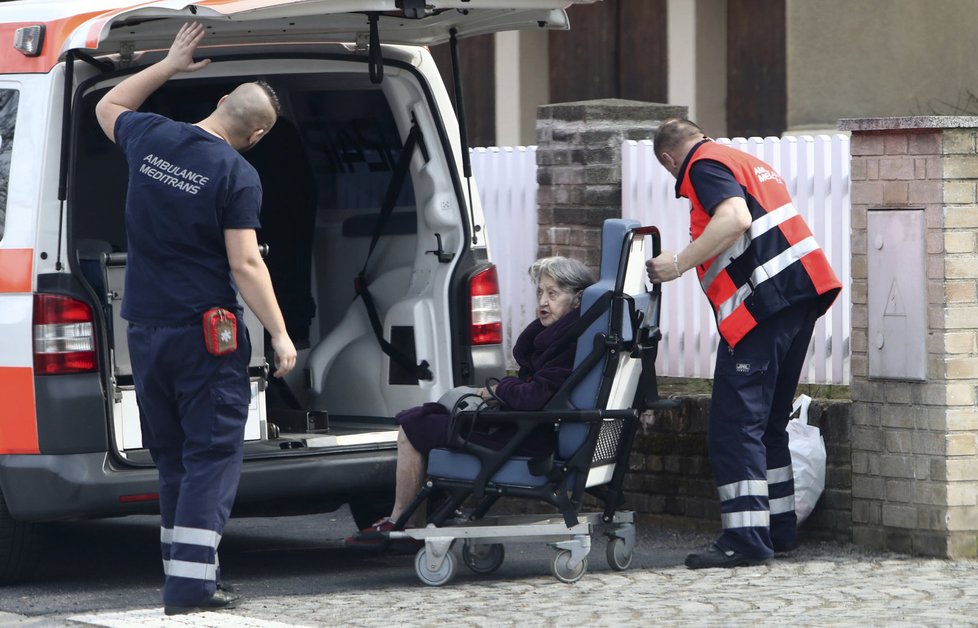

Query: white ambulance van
(0, 0), (593, 582)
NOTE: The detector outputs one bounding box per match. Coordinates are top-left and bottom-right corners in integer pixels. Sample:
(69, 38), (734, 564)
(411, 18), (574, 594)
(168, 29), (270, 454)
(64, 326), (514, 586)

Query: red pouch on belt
(202, 307), (238, 356)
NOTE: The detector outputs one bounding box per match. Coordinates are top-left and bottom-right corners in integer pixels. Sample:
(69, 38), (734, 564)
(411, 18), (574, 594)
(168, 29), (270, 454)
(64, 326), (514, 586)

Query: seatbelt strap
(354, 121), (433, 381)
(635, 340), (661, 410)
(359, 122), (423, 276)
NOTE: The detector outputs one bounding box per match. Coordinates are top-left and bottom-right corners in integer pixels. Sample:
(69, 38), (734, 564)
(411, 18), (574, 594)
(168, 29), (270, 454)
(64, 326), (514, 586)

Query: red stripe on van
(0, 367), (39, 454)
(0, 249), (32, 293)
(0, 14), (109, 74)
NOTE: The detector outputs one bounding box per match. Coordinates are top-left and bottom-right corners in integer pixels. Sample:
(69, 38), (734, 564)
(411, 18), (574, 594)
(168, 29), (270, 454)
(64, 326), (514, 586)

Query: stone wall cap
(839, 116), (978, 132)
(539, 99), (687, 123)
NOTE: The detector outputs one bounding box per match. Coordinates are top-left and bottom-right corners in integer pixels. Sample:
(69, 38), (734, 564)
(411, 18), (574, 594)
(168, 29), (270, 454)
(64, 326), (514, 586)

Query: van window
(72, 75), (413, 253)
(0, 89), (18, 241)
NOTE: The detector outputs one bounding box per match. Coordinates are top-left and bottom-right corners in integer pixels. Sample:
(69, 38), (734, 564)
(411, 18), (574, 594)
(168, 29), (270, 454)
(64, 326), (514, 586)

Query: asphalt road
(0, 507), (715, 622)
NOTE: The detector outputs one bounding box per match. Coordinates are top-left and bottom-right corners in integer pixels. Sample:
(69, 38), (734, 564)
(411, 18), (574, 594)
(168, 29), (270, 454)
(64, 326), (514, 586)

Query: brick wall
(624, 396), (853, 543)
(502, 394), (854, 545)
(535, 99), (685, 269)
(840, 116), (978, 558)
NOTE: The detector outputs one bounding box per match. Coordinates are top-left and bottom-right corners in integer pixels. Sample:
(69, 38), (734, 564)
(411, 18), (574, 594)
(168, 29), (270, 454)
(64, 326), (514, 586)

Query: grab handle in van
(367, 13), (383, 84)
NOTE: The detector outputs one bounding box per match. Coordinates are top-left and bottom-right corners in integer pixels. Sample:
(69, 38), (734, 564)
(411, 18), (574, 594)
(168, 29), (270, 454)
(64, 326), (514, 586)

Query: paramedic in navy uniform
(96, 23), (296, 615)
(646, 119), (840, 570)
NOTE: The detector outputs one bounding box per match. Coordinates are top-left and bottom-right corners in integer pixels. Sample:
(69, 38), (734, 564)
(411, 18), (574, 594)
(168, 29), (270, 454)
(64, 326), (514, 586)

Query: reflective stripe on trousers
(717, 478), (770, 530)
(767, 464), (795, 516)
(717, 465), (794, 529)
(161, 525), (222, 582)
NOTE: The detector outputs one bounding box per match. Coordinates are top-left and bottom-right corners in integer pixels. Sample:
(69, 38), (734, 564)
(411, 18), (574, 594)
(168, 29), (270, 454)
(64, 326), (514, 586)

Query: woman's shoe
(344, 517), (395, 545)
(345, 517), (422, 551)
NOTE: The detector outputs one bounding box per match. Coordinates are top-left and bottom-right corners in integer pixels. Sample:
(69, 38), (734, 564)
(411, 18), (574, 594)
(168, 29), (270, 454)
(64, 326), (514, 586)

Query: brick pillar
(535, 99), (686, 267)
(840, 116), (978, 558)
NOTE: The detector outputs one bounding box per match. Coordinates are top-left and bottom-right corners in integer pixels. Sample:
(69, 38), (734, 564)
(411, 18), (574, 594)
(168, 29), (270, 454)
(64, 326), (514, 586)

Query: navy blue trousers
(129, 321), (251, 606)
(709, 301), (819, 559)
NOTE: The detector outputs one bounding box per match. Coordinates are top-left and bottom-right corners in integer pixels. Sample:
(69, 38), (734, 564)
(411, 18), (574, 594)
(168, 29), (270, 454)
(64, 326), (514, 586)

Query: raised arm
(95, 22), (211, 142)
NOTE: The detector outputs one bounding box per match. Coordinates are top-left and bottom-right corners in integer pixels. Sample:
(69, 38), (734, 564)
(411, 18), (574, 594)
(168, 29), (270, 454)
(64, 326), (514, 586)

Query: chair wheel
(415, 547), (456, 587)
(606, 536), (633, 571)
(462, 541), (505, 574)
(550, 549), (587, 584)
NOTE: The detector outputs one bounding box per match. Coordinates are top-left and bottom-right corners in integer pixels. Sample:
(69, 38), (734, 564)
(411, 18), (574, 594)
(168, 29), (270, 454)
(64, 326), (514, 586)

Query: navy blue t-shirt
(688, 160), (745, 215)
(115, 112), (262, 326)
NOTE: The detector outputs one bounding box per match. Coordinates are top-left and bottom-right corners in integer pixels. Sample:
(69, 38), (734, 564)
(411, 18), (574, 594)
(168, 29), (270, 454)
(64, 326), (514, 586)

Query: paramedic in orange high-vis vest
(646, 118), (841, 569)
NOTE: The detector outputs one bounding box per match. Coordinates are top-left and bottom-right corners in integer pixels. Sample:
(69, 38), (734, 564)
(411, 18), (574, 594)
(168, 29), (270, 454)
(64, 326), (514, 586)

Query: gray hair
(528, 256), (595, 293)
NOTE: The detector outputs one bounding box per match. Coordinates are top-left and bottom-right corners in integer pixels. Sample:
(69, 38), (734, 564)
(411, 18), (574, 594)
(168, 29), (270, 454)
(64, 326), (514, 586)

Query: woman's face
(536, 275), (579, 327)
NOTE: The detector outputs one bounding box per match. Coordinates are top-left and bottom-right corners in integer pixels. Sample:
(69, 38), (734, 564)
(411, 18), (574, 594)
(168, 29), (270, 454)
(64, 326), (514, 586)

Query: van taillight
(470, 266), (502, 346)
(33, 294), (97, 375)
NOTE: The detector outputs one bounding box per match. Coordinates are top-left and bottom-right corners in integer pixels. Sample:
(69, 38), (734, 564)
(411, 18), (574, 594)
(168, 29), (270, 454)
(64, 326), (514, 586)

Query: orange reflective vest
(678, 141), (841, 347)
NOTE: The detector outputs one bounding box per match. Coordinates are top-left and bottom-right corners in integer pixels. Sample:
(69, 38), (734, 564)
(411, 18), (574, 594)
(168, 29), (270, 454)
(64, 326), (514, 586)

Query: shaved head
(217, 81), (279, 145)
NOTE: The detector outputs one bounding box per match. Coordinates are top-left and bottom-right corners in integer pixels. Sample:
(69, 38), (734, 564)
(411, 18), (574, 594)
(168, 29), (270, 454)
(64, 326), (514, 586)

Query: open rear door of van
(59, 0), (601, 57)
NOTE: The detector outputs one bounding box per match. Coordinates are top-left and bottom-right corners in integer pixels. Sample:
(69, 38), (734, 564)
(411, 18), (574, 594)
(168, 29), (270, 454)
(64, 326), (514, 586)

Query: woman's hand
(478, 385), (500, 408)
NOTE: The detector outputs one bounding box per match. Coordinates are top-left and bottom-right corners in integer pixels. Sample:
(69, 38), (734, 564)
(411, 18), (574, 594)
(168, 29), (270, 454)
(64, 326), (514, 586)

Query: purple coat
(494, 309), (580, 410)
(396, 310), (580, 457)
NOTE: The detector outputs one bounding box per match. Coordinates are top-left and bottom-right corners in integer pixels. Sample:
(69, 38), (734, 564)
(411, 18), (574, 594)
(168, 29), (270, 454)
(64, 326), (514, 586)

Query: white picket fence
(470, 146), (540, 367)
(472, 135), (851, 385)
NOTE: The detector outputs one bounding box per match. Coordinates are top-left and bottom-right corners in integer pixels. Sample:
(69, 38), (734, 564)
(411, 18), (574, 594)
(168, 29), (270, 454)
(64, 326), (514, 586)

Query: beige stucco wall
(787, 0), (978, 131)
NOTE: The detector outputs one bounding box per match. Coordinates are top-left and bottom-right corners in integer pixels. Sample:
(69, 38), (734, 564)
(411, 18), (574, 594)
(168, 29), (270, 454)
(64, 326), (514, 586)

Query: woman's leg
(391, 427), (426, 527)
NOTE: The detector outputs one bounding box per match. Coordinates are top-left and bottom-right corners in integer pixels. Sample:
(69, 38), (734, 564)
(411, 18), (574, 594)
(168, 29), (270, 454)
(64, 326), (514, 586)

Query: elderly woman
(348, 256), (596, 540)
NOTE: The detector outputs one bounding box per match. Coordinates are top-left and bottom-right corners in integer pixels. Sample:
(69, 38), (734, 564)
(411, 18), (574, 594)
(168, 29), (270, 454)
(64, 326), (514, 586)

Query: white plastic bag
(786, 394), (826, 525)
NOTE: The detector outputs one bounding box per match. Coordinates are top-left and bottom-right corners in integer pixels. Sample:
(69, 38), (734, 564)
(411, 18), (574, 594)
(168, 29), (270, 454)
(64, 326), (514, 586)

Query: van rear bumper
(0, 449), (396, 522)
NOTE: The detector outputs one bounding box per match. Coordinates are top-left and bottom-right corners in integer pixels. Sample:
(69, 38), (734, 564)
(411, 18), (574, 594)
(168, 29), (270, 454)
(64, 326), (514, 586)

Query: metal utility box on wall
(866, 209), (927, 381)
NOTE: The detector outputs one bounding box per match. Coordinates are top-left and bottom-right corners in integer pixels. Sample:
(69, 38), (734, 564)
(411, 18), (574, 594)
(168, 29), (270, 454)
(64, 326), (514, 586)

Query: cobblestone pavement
(222, 552), (978, 627)
(11, 531), (978, 627)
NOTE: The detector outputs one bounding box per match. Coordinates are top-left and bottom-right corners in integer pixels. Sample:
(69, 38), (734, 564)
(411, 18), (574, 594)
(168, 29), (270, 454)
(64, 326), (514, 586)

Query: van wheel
(0, 488), (42, 584)
(349, 498), (395, 531)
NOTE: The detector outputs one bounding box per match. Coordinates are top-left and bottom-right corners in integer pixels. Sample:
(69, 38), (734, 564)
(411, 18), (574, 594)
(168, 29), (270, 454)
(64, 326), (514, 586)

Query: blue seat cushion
(427, 449), (549, 488)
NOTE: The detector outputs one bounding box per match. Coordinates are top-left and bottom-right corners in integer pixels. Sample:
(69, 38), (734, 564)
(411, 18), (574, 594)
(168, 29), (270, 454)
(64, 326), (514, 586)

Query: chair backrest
(568, 218), (641, 410)
(558, 218), (648, 460)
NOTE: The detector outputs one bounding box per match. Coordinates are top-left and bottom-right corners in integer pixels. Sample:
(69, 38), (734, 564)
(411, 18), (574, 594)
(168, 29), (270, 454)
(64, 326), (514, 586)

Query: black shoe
(684, 543), (770, 569)
(773, 540), (796, 555)
(164, 589), (240, 616)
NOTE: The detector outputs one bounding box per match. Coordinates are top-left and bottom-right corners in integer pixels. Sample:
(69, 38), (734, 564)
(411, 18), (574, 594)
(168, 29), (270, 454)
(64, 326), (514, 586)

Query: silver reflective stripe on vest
(163, 559), (218, 581)
(701, 232), (750, 290)
(717, 479), (768, 503)
(160, 526), (222, 549)
(716, 283), (752, 323)
(749, 236), (820, 290)
(751, 203), (797, 239)
(766, 464), (793, 485)
(769, 495), (795, 515)
(699, 202), (798, 293)
(722, 510), (771, 529)
(715, 236), (822, 326)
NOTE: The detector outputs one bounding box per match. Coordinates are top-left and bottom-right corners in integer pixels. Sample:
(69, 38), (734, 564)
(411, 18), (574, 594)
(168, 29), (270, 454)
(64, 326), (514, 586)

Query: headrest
(598, 219), (637, 285)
